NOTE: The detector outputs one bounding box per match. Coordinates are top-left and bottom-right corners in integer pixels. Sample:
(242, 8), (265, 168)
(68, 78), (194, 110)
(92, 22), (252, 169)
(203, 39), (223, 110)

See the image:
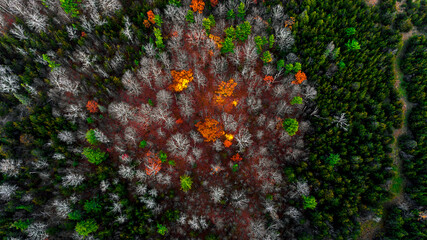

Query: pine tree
(75, 219), (98, 237)
(237, 2), (246, 20)
(221, 37), (235, 54)
(82, 148), (108, 165)
(282, 118), (299, 136)
(180, 175), (193, 192)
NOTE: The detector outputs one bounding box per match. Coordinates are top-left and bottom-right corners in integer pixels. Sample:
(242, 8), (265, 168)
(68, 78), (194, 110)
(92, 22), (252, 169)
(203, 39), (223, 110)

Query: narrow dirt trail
(358, 26), (422, 240)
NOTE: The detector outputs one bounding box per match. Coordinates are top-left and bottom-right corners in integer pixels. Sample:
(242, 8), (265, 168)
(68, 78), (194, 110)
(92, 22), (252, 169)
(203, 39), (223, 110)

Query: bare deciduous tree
(222, 112), (238, 132)
(0, 159), (21, 177)
(26, 222), (49, 240)
(0, 71), (20, 93)
(122, 70), (141, 96)
(118, 165), (135, 180)
(166, 133), (190, 158)
(235, 128), (253, 152)
(333, 113), (349, 131)
(156, 90), (173, 109)
(188, 215), (200, 230)
(178, 93), (195, 119)
(52, 199), (71, 219)
(25, 11), (48, 33)
(0, 183), (18, 200)
(10, 23), (28, 40)
(62, 172), (85, 187)
(275, 27), (294, 51)
(210, 186), (224, 203)
(49, 67), (80, 95)
(108, 102), (134, 124)
(57, 131), (75, 144)
(99, 0), (122, 16)
(231, 190), (249, 209)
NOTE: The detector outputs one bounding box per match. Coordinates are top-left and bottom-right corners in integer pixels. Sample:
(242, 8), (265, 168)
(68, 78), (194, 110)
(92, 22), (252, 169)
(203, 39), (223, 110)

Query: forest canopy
(0, 0), (425, 239)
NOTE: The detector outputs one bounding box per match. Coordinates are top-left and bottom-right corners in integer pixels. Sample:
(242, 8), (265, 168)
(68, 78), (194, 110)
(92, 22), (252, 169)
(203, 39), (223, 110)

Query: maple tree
(210, 0), (218, 7)
(169, 69), (194, 92)
(214, 79), (237, 104)
(264, 75), (274, 84)
(209, 34), (223, 48)
(231, 153), (242, 162)
(195, 118), (224, 142)
(190, 0), (205, 13)
(292, 70), (307, 84)
(223, 140), (232, 148)
(147, 10), (155, 24)
(86, 100), (99, 113)
(145, 151), (162, 176)
(284, 17), (295, 30)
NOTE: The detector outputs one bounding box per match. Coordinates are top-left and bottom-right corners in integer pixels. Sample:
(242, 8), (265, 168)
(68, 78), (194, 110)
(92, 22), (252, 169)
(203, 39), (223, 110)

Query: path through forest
(358, 25), (421, 240)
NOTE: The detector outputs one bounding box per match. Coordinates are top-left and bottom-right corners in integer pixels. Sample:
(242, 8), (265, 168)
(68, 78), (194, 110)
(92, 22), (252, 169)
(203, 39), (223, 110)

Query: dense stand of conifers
(0, 0), (425, 239)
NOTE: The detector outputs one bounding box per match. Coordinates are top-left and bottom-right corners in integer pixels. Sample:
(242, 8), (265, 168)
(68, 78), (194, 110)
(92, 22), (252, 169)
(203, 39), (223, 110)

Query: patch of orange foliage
(86, 100), (99, 113)
(285, 17), (295, 30)
(264, 75), (274, 84)
(214, 79), (237, 104)
(223, 140), (232, 148)
(195, 118), (225, 142)
(231, 153), (242, 162)
(176, 118), (183, 124)
(145, 151), (162, 176)
(209, 34), (223, 49)
(147, 10), (155, 24)
(169, 69), (194, 92)
(292, 71), (307, 84)
(210, 0), (218, 7)
(190, 0), (205, 13)
(143, 20), (150, 28)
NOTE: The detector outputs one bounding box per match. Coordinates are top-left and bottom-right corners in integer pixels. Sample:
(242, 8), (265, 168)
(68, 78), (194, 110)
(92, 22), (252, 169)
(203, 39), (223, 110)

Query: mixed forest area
(0, 0), (425, 239)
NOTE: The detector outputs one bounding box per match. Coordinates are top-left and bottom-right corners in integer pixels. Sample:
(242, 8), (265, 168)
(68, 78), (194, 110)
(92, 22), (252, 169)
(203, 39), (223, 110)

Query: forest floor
(358, 26), (423, 240)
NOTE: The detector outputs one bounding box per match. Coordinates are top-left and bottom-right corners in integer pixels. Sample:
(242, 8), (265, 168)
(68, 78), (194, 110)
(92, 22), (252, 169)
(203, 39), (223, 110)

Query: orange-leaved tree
(292, 71), (307, 84)
(169, 69), (194, 92)
(190, 0), (205, 13)
(145, 151), (161, 176)
(210, 0), (218, 7)
(209, 34), (223, 49)
(231, 153), (242, 162)
(214, 79), (237, 104)
(223, 140), (232, 148)
(147, 10), (155, 24)
(264, 75), (274, 84)
(86, 100), (99, 113)
(195, 118), (224, 142)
